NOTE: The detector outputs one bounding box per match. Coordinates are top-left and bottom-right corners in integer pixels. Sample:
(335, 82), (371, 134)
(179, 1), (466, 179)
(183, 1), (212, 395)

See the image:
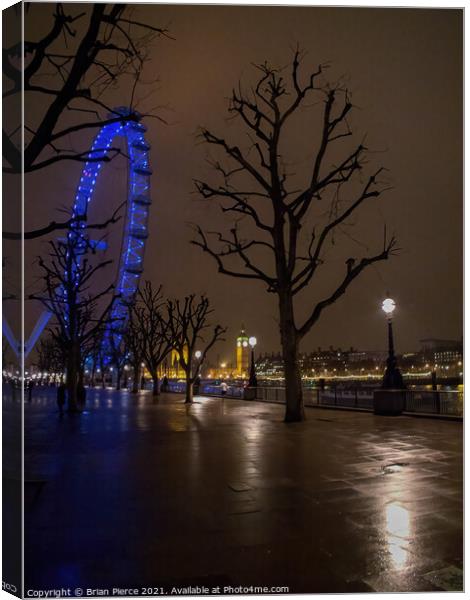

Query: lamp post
(248, 337), (257, 387)
(194, 351), (202, 394)
(381, 298), (405, 389)
(194, 350), (202, 376)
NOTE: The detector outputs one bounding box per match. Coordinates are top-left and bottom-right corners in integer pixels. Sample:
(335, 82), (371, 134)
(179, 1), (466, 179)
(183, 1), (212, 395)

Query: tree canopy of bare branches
(31, 227), (117, 411)
(3, 3), (169, 239)
(193, 49), (398, 422)
(167, 295), (226, 404)
(131, 281), (173, 396)
(36, 333), (64, 376)
(122, 303), (145, 393)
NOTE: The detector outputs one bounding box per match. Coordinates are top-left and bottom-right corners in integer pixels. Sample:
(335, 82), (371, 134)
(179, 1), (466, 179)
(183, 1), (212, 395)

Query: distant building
(420, 338), (462, 351)
(158, 347), (188, 378)
(256, 352), (284, 378)
(420, 338), (463, 369)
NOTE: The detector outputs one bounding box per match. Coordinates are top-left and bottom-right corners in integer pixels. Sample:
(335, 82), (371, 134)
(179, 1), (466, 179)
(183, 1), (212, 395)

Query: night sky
(19, 4), (462, 364)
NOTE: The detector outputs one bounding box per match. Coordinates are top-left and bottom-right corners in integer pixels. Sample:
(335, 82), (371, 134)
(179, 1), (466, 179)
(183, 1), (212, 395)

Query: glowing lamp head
(249, 336), (257, 348)
(382, 298), (396, 315)
(195, 350), (202, 359)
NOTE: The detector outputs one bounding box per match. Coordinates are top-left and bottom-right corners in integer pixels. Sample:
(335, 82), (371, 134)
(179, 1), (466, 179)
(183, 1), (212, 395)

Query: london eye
(13, 107), (153, 360)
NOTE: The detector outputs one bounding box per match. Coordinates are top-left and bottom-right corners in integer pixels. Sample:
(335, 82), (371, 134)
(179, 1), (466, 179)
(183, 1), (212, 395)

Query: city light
(195, 350), (202, 359)
(248, 336), (257, 348)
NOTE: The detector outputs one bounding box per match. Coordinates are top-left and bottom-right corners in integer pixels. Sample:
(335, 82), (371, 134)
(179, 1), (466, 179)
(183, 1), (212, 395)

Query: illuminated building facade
(158, 347), (188, 379)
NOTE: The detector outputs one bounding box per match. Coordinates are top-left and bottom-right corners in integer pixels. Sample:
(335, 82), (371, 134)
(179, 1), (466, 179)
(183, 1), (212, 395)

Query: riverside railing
(165, 381), (463, 417)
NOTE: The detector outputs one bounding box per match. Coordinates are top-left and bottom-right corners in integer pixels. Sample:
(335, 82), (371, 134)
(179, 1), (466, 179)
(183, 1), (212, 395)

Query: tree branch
(298, 235), (398, 338)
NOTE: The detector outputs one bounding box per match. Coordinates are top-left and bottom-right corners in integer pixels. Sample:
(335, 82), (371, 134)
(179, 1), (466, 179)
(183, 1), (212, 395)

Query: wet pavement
(20, 388), (463, 593)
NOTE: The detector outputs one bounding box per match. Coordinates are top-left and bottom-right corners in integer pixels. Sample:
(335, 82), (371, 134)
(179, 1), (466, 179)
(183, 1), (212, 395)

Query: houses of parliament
(159, 327), (253, 380)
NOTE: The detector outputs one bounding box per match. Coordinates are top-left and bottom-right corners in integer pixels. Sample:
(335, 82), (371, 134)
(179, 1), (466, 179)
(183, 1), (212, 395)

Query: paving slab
(14, 387), (463, 593)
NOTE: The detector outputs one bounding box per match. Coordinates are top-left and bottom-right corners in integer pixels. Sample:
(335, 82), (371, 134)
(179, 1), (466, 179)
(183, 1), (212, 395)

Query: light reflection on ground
(386, 502), (411, 569)
(16, 387), (463, 593)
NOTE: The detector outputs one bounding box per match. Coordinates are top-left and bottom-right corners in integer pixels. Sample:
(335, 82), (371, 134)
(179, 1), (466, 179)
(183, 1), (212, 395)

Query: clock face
(237, 341), (241, 347)
(242, 341), (248, 347)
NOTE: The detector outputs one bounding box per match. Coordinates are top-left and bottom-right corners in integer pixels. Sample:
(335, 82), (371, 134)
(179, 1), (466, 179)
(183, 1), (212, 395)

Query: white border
(0, 3), (465, 600)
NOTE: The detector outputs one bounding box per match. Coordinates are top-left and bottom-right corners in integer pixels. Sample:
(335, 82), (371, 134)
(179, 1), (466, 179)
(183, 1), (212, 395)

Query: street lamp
(381, 297), (405, 389)
(194, 350), (203, 379)
(248, 336), (257, 387)
(193, 351), (203, 392)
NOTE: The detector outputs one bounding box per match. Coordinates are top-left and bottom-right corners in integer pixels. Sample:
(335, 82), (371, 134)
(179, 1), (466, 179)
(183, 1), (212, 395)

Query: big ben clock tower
(236, 326), (250, 376)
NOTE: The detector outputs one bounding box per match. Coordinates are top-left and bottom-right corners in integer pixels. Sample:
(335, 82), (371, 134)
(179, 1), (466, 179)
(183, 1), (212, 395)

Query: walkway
(22, 388), (463, 593)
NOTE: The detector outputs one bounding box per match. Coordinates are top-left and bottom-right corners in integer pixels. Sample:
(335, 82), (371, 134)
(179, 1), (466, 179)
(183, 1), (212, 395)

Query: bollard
(373, 389), (405, 416)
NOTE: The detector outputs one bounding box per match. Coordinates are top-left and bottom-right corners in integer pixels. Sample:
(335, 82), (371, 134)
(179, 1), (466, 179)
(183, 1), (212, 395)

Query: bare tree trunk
(279, 293), (304, 422)
(66, 345), (80, 412)
(100, 358), (106, 388)
(152, 377), (159, 397)
(90, 363), (95, 387)
(185, 378), (193, 404)
(116, 367), (122, 391)
(132, 365), (140, 394)
(66, 369), (78, 412)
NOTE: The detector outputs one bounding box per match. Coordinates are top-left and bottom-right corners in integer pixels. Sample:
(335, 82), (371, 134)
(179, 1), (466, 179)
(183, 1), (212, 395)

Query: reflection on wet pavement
(17, 388), (463, 593)
(385, 502), (410, 570)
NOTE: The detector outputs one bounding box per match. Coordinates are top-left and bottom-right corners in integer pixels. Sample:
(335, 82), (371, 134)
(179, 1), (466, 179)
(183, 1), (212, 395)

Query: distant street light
(194, 351), (203, 379)
(248, 336), (258, 387)
(381, 297), (405, 389)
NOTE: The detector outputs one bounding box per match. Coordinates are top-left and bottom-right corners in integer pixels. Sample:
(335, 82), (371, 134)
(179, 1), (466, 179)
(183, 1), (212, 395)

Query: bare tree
(106, 331), (128, 391)
(123, 304), (145, 393)
(132, 281), (173, 396)
(167, 295), (226, 404)
(3, 3), (169, 240)
(31, 227), (116, 411)
(36, 333), (64, 377)
(193, 50), (397, 422)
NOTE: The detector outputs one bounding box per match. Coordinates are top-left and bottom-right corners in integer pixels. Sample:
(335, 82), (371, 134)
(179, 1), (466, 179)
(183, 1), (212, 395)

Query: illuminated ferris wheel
(20, 107), (152, 360)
